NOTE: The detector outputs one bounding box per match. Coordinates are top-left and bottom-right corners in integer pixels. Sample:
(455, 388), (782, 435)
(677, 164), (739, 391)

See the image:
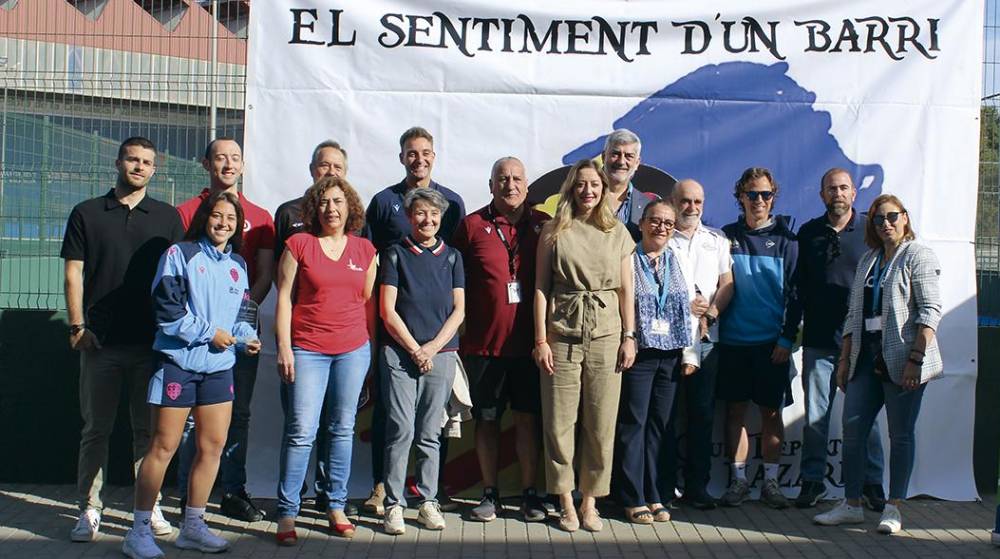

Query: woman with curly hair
(274, 176), (377, 543)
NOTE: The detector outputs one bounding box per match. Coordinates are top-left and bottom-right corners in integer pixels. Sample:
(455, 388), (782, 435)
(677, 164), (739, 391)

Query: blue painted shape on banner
(563, 61), (884, 228)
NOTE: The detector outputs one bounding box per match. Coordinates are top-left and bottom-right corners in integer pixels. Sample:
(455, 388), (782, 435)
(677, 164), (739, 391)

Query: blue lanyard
(870, 253), (887, 315)
(637, 246), (670, 317)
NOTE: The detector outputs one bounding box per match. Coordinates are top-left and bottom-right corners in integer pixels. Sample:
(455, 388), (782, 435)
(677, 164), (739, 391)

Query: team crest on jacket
(244, 219), (252, 231)
(484, 226), (492, 234)
(230, 268), (240, 282)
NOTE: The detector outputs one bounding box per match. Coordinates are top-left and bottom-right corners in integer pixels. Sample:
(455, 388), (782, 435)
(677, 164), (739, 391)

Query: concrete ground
(0, 484), (996, 558)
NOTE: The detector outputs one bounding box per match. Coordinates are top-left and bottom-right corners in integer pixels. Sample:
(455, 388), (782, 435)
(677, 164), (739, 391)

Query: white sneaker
(70, 508), (101, 542)
(418, 501), (446, 530)
(877, 503), (902, 534)
(121, 528), (165, 559)
(150, 504), (172, 536)
(175, 521), (229, 553)
(384, 505), (405, 535)
(813, 500), (865, 525)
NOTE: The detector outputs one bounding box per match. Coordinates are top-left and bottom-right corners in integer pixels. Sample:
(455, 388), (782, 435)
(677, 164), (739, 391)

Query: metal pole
(209, 0), (218, 140)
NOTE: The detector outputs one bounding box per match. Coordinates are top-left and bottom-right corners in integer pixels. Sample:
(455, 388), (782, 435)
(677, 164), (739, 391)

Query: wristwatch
(69, 323), (86, 336)
(622, 330), (636, 340)
(704, 313), (718, 327)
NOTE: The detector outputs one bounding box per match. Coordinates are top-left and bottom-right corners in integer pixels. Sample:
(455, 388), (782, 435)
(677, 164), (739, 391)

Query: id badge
(651, 318), (671, 335)
(507, 281), (522, 304)
(864, 316), (883, 332)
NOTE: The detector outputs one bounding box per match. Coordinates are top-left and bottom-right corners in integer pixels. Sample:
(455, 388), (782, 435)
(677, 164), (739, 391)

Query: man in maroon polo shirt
(174, 137), (275, 522)
(451, 157), (549, 522)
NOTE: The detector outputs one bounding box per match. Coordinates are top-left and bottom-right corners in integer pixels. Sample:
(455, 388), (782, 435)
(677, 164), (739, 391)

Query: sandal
(328, 512), (356, 538)
(276, 518), (297, 546)
(649, 507), (671, 522)
(628, 508), (654, 525)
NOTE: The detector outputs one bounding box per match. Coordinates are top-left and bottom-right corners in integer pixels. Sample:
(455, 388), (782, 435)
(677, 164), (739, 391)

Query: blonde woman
(533, 159), (636, 532)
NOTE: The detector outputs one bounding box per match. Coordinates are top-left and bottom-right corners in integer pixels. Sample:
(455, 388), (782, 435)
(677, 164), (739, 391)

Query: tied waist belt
(550, 288), (616, 345)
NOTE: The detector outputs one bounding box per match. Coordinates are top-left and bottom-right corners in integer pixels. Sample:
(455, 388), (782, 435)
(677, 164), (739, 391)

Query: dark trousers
(664, 341), (719, 495)
(614, 348), (680, 507)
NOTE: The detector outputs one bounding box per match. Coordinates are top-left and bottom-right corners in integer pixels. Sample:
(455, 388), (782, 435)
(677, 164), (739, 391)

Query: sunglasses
(645, 218), (675, 230)
(872, 211), (905, 226)
(742, 190), (775, 202)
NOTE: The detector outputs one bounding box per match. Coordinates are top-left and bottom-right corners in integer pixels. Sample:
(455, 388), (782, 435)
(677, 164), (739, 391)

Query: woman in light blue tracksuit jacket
(123, 191), (260, 559)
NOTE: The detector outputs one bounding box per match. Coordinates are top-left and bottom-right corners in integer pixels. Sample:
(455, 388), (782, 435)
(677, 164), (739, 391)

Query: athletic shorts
(716, 342), (791, 410)
(148, 358), (234, 408)
(463, 355), (542, 421)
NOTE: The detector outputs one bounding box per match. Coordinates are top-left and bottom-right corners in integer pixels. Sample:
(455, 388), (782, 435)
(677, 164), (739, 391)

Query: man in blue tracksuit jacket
(716, 167), (799, 510)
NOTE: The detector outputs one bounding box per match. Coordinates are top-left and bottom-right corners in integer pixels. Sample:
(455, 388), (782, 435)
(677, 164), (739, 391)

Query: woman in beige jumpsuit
(533, 159), (636, 532)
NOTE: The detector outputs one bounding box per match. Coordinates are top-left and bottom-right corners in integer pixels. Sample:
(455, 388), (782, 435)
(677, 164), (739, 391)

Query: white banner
(244, 0), (982, 501)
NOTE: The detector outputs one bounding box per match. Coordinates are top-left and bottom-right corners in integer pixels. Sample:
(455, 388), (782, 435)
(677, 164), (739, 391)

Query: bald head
(673, 179), (705, 231)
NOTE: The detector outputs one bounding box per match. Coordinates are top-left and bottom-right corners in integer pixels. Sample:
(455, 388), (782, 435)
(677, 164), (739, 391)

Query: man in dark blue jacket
(717, 167), (798, 510)
(602, 128), (657, 241)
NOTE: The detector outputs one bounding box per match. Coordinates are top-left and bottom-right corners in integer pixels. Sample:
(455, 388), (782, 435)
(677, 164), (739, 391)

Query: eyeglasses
(645, 218), (675, 230)
(742, 190), (775, 202)
(872, 211), (905, 226)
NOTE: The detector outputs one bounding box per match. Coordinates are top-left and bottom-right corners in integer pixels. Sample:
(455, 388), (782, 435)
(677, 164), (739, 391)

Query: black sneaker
(794, 480), (828, 509)
(862, 484), (886, 512)
(683, 488), (717, 510)
(470, 487), (499, 522)
(220, 489), (266, 522)
(521, 488), (547, 522)
(437, 491), (459, 513)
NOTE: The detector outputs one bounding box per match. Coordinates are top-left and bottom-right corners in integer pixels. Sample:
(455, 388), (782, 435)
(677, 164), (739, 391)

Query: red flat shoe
(275, 529), (298, 546)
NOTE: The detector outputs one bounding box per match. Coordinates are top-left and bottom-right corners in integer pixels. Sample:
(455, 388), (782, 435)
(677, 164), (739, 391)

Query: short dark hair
(820, 167), (854, 189)
(203, 136), (240, 160)
(300, 176), (366, 235)
(117, 137), (156, 161)
(733, 167), (779, 210)
(399, 127), (434, 150)
(183, 190), (245, 254)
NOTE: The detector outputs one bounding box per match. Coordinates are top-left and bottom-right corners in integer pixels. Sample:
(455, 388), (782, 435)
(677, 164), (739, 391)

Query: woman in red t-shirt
(273, 176), (377, 543)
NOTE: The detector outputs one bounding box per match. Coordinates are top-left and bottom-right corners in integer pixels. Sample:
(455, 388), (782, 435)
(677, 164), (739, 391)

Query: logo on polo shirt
(765, 240), (776, 248)
(392, 203), (400, 213)
(292, 222), (303, 228)
(484, 226), (492, 234)
(244, 219), (252, 231)
(230, 268), (240, 282)
(702, 241), (717, 251)
(198, 266), (206, 274)
(168, 245), (178, 256)
(347, 258), (363, 272)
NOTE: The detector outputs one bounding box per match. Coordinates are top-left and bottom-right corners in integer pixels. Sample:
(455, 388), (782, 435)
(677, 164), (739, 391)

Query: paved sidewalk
(0, 484), (995, 558)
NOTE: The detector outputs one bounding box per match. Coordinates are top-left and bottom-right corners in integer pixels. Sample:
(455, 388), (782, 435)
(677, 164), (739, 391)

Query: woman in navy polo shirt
(273, 177), (377, 543)
(379, 188), (465, 536)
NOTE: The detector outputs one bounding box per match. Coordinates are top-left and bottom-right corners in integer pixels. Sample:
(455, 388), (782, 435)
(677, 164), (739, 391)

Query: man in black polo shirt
(791, 168), (885, 509)
(61, 137), (184, 542)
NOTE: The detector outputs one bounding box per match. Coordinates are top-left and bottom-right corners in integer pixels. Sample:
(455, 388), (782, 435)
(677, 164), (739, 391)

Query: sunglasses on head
(743, 190), (774, 202)
(872, 211), (905, 226)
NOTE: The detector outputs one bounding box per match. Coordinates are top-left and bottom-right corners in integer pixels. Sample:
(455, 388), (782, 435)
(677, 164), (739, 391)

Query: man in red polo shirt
(451, 157), (549, 523)
(174, 137), (275, 522)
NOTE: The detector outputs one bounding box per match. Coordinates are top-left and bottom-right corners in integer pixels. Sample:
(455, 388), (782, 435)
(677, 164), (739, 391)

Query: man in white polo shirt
(665, 178), (733, 509)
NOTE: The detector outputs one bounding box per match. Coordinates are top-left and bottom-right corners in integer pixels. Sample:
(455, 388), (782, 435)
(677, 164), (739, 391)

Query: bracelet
(534, 339), (548, 347)
(69, 323), (86, 336)
(907, 357), (923, 366)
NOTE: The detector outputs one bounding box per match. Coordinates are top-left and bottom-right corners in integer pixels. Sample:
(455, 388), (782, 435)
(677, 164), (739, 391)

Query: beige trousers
(539, 334), (622, 496)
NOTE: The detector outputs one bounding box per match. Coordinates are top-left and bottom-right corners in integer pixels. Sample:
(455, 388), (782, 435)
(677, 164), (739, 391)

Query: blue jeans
(276, 343), (370, 518)
(177, 352), (258, 497)
(381, 345), (456, 508)
(800, 347), (884, 484)
(842, 344), (926, 500)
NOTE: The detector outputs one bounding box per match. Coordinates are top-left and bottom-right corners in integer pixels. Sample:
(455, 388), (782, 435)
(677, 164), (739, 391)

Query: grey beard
(826, 202), (850, 216)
